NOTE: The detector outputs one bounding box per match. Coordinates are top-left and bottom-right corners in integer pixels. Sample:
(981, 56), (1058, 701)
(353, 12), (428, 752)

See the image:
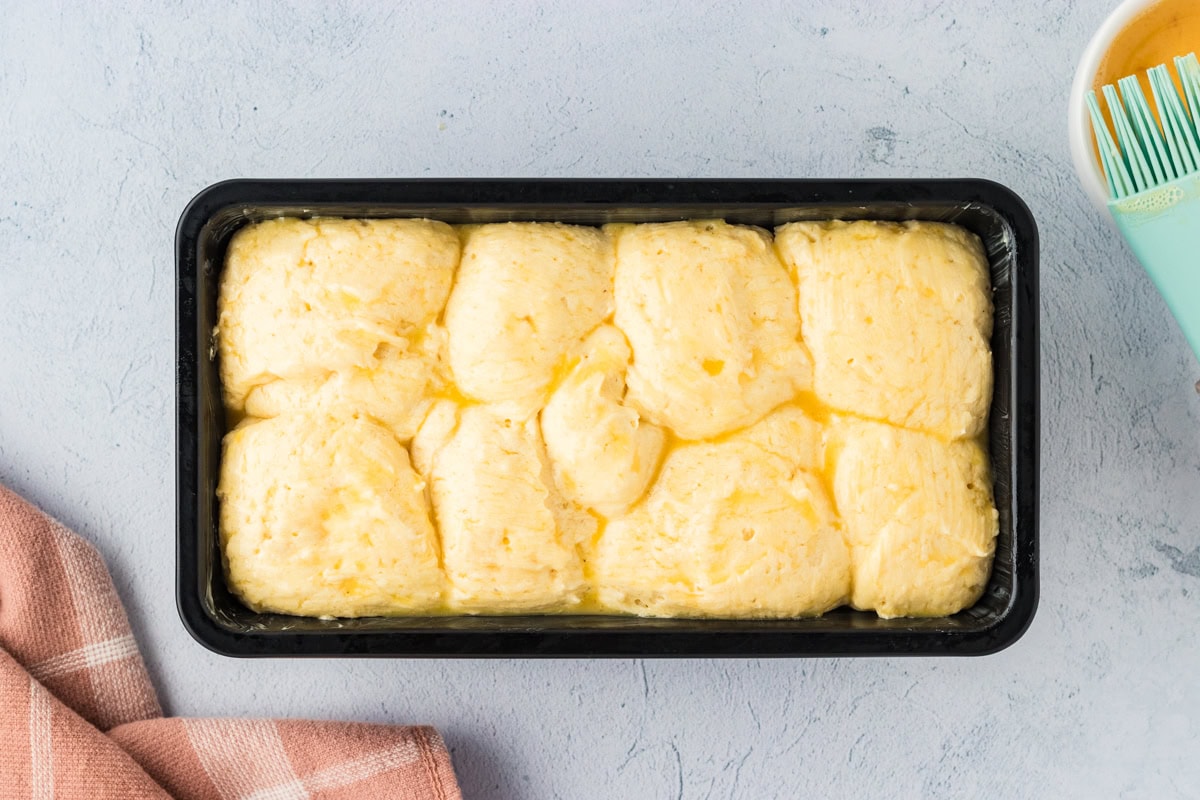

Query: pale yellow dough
(217, 217), (459, 439)
(775, 220), (992, 439)
(243, 329), (446, 442)
(411, 402), (593, 612)
(540, 325), (665, 516)
(593, 406), (850, 618)
(217, 412), (442, 617)
(610, 220), (813, 440)
(443, 222), (614, 418)
(217, 216), (999, 621)
(829, 417), (998, 618)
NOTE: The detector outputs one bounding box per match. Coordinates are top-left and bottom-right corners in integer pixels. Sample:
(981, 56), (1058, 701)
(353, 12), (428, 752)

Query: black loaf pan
(176, 179), (1039, 657)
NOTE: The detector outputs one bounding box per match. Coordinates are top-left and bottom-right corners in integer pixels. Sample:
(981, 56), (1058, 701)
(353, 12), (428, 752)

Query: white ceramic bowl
(1068, 0), (1158, 212)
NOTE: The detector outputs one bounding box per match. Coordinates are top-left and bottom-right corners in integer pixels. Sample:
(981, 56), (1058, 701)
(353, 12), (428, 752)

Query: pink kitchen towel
(0, 484), (461, 799)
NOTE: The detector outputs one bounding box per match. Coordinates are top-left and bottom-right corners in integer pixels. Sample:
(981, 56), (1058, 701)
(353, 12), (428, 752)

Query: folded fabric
(0, 485), (461, 799)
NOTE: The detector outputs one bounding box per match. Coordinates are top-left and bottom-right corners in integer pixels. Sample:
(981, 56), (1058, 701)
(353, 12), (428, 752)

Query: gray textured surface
(3, 1), (1200, 797)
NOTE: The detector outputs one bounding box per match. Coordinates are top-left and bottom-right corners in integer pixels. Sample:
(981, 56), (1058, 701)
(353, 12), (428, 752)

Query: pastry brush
(1087, 52), (1200, 361)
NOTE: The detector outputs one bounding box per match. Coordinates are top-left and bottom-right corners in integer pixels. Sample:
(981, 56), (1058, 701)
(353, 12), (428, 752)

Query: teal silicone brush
(1087, 52), (1200, 360)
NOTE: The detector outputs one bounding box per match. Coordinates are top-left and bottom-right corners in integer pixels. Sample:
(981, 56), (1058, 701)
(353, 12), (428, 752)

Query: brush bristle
(1088, 52), (1200, 200)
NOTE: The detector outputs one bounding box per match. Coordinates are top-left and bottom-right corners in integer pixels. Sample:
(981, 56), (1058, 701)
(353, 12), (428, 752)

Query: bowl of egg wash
(1068, 0), (1200, 213)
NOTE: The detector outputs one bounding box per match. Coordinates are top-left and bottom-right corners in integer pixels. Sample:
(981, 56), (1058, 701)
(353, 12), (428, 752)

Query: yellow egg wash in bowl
(1094, 0), (1200, 105)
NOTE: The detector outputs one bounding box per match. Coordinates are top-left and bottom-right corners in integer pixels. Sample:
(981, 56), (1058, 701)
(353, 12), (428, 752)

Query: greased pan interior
(176, 179), (1039, 657)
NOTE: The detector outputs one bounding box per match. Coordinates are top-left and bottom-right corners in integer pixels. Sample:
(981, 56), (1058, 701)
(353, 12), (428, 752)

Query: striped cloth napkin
(0, 485), (461, 799)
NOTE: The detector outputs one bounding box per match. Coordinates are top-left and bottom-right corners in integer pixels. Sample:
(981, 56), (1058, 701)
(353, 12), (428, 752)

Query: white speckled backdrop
(3, 1), (1199, 797)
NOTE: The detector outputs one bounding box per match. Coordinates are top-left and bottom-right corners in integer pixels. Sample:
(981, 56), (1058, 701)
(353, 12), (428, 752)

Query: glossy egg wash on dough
(215, 217), (998, 621)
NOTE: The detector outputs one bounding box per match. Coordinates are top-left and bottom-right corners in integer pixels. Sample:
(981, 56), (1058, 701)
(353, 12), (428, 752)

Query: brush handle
(1111, 181), (1200, 363)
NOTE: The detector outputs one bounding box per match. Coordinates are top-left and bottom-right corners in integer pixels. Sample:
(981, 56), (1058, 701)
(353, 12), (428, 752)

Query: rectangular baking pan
(176, 179), (1039, 657)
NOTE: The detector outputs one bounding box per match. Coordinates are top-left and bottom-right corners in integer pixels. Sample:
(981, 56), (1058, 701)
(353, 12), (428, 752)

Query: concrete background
(3, 1), (1200, 797)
